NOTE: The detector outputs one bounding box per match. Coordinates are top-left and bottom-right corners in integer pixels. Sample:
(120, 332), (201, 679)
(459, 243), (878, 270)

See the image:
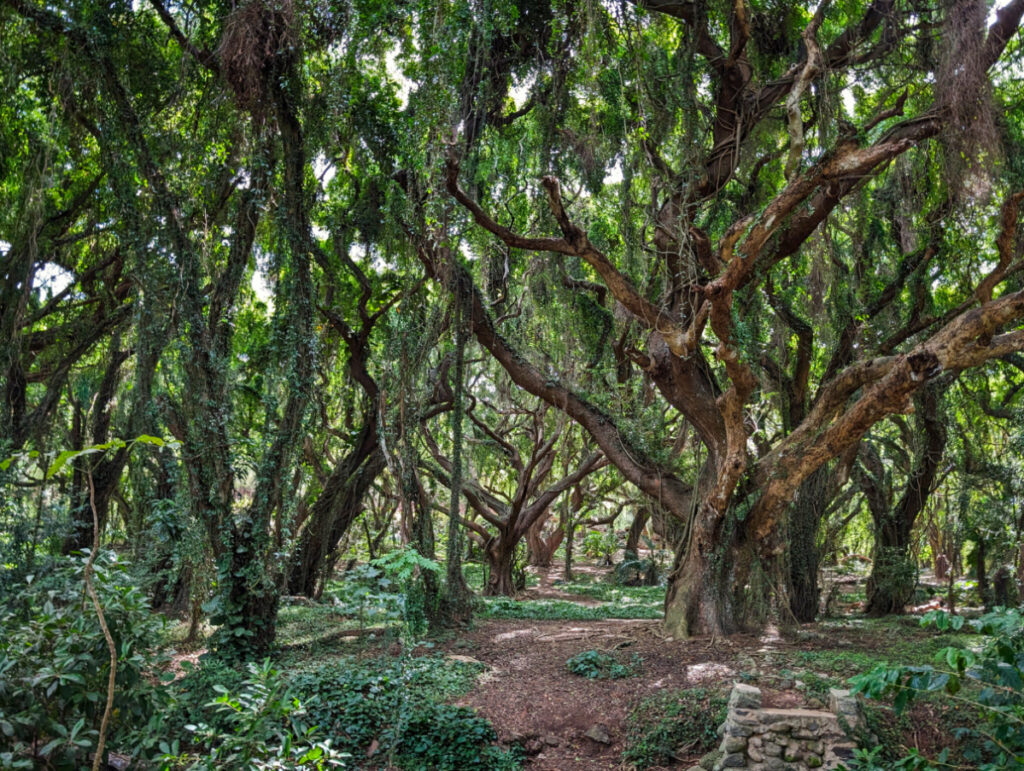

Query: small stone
(723, 735), (747, 753)
(541, 734), (560, 746)
(584, 724), (612, 744)
(806, 698), (825, 710)
(699, 749), (724, 770)
(522, 739), (543, 755)
(764, 742), (782, 757)
(730, 683), (763, 710)
(722, 752), (747, 768)
(806, 754), (823, 768)
(748, 746), (765, 762)
(728, 724), (754, 738)
(832, 743), (856, 759)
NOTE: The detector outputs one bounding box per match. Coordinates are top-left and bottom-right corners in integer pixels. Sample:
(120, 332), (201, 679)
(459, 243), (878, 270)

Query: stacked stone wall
(708, 683), (861, 771)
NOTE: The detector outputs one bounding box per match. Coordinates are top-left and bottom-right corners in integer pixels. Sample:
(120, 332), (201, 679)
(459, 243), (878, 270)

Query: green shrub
(481, 597), (661, 620)
(581, 530), (618, 563)
(622, 688), (727, 769)
(613, 549), (661, 587)
(289, 656), (519, 770)
(327, 548), (441, 639)
(850, 609), (1024, 769)
(0, 551), (170, 769)
(159, 659), (348, 770)
(565, 649), (641, 679)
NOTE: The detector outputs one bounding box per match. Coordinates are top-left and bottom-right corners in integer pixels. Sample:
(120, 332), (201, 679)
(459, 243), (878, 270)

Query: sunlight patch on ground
(685, 661), (735, 684)
(757, 623), (783, 651)
(492, 627), (539, 643)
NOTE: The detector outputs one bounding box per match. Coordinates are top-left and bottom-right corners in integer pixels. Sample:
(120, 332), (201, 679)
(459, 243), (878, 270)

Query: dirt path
(441, 619), (759, 770)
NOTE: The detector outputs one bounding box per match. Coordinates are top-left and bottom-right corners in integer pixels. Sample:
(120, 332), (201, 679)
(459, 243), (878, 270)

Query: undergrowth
(481, 597), (660, 620)
(565, 649), (642, 679)
(622, 687), (728, 769)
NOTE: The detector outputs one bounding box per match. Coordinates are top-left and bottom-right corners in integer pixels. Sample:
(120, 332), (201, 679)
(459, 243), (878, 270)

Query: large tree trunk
(786, 467), (833, 622)
(526, 514), (563, 567)
(625, 506), (650, 554)
(220, 520), (280, 654)
(664, 505), (740, 637)
(485, 535), (519, 596)
(865, 528), (918, 615)
(865, 385), (946, 616)
(286, 420), (383, 596)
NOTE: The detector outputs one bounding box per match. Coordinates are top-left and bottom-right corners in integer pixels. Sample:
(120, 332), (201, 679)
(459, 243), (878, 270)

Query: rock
(522, 739), (543, 755)
(723, 735), (748, 753)
(699, 749), (725, 769)
(541, 734), (560, 746)
(446, 654), (486, 667)
(729, 683), (763, 710)
(721, 752), (747, 768)
(584, 724), (612, 744)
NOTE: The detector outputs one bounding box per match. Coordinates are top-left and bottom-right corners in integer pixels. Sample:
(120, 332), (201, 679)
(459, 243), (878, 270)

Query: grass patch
(558, 582), (665, 604)
(481, 597), (661, 620)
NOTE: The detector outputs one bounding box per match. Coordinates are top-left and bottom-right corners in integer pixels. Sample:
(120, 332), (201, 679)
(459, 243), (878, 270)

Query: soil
(437, 564), (788, 770)
(432, 565), (955, 769)
(443, 618), (706, 769)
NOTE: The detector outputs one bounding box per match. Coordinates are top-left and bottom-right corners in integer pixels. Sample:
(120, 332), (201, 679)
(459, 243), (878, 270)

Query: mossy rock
(699, 748), (724, 769)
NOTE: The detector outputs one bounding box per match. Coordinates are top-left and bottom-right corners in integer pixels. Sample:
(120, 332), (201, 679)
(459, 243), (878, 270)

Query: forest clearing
(4, 0), (1024, 768)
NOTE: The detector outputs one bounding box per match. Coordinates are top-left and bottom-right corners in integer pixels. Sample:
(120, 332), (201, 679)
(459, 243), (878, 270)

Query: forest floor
(166, 559), (974, 770)
(430, 563), (965, 770)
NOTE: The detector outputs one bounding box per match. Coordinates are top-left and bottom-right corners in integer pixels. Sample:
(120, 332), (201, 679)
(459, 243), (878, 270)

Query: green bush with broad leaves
(565, 649), (641, 679)
(0, 552), (170, 769)
(848, 608), (1024, 770)
(581, 530), (618, 563)
(158, 659), (348, 770)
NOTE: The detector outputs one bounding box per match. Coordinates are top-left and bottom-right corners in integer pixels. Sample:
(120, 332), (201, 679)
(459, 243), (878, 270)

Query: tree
(424, 385), (605, 595)
(420, 0), (1024, 635)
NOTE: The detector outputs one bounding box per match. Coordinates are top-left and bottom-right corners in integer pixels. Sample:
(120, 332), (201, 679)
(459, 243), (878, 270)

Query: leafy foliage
(160, 660), (348, 770)
(850, 609), (1024, 769)
(288, 656), (519, 770)
(481, 596), (661, 620)
(0, 552), (169, 769)
(622, 688), (728, 769)
(565, 649), (641, 679)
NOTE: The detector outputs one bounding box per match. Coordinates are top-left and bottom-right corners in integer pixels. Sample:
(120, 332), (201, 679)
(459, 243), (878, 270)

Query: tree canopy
(3, 0), (1024, 657)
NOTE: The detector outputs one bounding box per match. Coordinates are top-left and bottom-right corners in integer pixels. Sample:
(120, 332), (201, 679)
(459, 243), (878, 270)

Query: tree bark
(664, 505), (739, 637)
(625, 506), (650, 554)
(484, 534), (519, 596)
(786, 466), (832, 623)
(866, 384), (947, 615)
(526, 513), (563, 567)
(286, 417), (383, 596)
